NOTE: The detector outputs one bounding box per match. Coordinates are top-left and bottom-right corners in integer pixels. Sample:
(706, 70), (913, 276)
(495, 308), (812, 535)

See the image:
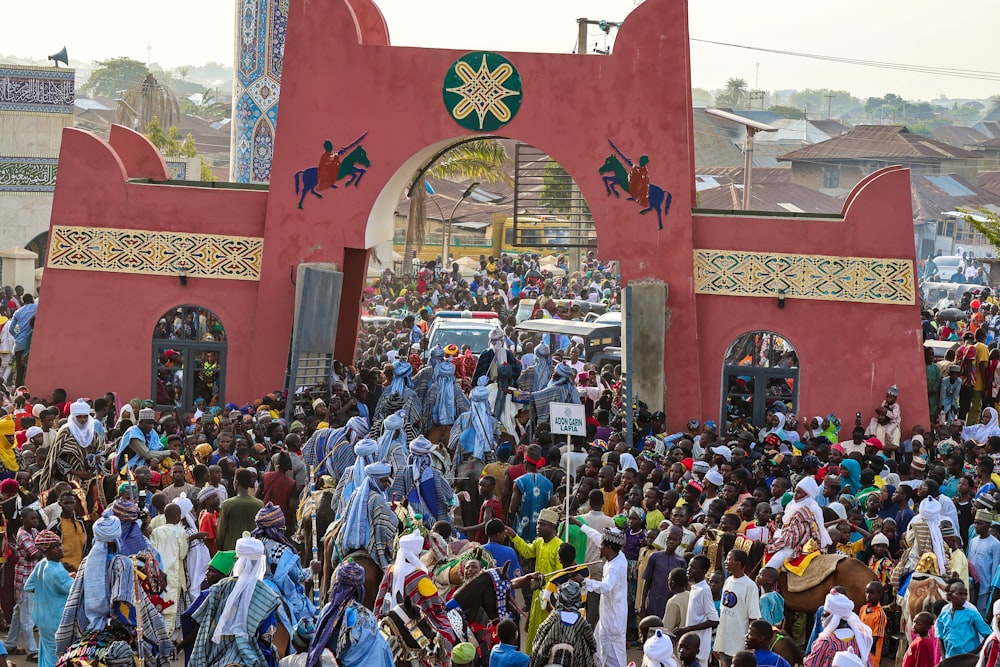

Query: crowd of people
(1, 254), (999, 667)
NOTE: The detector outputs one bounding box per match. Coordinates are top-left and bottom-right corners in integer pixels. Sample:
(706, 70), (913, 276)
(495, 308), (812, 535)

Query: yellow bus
(492, 215), (596, 257)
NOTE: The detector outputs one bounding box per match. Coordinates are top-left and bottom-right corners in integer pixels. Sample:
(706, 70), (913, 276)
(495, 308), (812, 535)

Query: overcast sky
(6, 0), (1000, 101)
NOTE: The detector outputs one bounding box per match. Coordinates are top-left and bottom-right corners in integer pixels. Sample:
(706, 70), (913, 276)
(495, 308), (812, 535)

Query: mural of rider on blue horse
(295, 132), (372, 208)
(599, 138), (672, 229)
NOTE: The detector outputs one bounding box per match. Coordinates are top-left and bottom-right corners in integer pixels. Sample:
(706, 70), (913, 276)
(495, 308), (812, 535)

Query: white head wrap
(918, 496), (947, 576)
(392, 531), (427, 604)
(66, 398), (96, 448)
(643, 629), (678, 667)
(820, 590), (872, 659)
(783, 476), (832, 548)
(213, 536), (267, 643)
(979, 599), (1000, 667)
(172, 494), (198, 531)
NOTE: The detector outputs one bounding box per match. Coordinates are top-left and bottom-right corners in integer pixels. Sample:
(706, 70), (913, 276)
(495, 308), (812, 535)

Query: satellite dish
(48, 47), (69, 68)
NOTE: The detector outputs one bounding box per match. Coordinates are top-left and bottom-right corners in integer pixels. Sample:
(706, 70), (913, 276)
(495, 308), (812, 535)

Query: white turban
(213, 536), (267, 643)
(392, 531), (427, 604)
(820, 590), (872, 659)
(783, 476), (831, 548)
(918, 496), (947, 576)
(643, 629), (678, 667)
(172, 494), (197, 531)
(70, 399), (91, 416)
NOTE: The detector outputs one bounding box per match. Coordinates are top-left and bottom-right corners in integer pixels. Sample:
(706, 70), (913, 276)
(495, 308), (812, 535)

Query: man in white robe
(572, 520), (628, 667)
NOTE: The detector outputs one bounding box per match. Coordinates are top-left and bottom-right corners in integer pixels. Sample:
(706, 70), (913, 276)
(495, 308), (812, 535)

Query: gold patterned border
(47, 225), (263, 281)
(693, 249), (915, 305)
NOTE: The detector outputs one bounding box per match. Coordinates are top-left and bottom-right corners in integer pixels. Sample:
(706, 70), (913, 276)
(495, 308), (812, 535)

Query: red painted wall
(29, 0), (926, 434)
(691, 166), (928, 430)
(28, 128), (269, 403)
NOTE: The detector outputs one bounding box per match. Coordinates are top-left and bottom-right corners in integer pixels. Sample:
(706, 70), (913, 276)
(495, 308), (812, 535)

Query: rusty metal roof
(778, 125), (979, 162)
(979, 171), (1000, 196)
(933, 125), (988, 148)
(696, 181), (842, 214)
(911, 172), (1000, 222)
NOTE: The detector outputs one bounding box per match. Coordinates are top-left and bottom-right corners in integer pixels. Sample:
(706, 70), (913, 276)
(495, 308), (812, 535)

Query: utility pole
(577, 18), (589, 55)
(824, 94), (835, 119)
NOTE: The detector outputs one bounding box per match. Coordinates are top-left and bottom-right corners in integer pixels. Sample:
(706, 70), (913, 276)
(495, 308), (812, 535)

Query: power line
(692, 38), (1000, 82)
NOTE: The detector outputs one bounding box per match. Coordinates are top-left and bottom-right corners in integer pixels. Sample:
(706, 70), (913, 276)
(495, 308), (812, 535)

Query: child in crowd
(489, 618), (528, 667)
(148, 492), (168, 529)
(935, 582), (991, 658)
(6, 507), (40, 658)
(858, 581), (887, 662)
(866, 533), (894, 586)
(744, 620), (790, 667)
(902, 611), (936, 667)
(149, 503), (189, 636)
(756, 567), (784, 627)
(677, 633), (702, 667)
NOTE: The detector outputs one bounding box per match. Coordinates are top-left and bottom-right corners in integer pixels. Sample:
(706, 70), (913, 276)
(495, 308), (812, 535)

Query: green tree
(539, 162), (572, 213)
(82, 57), (149, 97)
(962, 208), (1000, 250)
(788, 89), (862, 119)
(768, 105), (806, 119)
(716, 77), (749, 108)
(404, 140), (512, 263)
(144, 117), (216, 182)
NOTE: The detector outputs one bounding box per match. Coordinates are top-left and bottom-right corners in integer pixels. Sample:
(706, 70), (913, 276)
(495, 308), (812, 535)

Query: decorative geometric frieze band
(47, 226), (264, 281)
(0, 66), (75, 114)
(693, 249), (915, 305)
(0, 157), (58, 192)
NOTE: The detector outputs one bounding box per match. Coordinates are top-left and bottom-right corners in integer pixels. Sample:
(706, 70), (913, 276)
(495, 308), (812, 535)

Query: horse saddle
(785, 553), (845, 592)
(380, 604), (439, 654)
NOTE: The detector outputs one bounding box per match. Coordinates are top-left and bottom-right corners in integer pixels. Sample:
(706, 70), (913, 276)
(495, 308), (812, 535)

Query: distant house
(696, 180), (842, 215)
(933, 125), (988, 149)
(778, 125), (979, 197)
(910, 173), (1000, 258)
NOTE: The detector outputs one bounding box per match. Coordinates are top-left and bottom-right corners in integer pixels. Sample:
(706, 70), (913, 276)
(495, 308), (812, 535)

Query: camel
(780, 557), (876, 613)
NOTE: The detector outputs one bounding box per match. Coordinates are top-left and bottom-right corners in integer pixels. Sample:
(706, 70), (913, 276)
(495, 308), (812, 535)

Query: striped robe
(190, 578), (281, 667)
(374, 567), (456, 665)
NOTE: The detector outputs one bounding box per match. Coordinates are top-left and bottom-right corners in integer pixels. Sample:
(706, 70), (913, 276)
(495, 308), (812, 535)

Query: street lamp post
(442, 182), (480, 268)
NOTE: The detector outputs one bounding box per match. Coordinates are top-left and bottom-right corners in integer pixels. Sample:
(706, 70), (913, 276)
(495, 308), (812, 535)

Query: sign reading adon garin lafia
(550, 402), (586, 436)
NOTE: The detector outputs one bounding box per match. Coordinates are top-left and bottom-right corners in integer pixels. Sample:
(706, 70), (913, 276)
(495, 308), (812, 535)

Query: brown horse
(771, 633), (805, 667)
(426, 425), (452, 448)
(780, 557), (876, 613)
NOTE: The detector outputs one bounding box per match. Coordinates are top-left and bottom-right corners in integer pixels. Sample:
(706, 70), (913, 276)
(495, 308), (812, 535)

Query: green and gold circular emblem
(443, 51), (522, 132)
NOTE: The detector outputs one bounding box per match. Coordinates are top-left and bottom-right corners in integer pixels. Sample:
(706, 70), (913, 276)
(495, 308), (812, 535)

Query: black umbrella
(938, 307), (968, 321)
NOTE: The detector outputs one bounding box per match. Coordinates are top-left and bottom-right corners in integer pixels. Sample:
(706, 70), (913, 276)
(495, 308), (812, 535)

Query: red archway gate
(28, 0), (927, 431)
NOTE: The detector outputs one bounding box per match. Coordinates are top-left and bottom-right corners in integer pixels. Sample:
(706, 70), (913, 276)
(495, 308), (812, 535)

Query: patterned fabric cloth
(373, 388), (422, 429)
(388, 458), (456, 525)
(336, 480), (397, 569)
(56, 554), (173, 662)
(804, 634), (871, 667)
(14, 526), (39, 590)
(529, 611), (598, 667)
(767, 505), (821, 559)
(34, 427), (90, 491)
(374, 566), (457, 660)
(190, 577), (280, 667)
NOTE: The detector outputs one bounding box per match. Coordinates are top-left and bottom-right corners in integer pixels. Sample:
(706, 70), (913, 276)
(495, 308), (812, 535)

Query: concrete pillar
(230, 0), (286, 183)
(623, 279), (667, 413)
(0, 247), (39, 293)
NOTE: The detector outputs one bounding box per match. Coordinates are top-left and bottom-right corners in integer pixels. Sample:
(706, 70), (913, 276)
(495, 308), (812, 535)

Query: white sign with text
(550, 402), (586, 436)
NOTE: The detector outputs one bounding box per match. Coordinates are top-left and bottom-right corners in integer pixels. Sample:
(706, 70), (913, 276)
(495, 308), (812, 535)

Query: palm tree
(718, 77), (749, 108)
(404, 140), (512, 269)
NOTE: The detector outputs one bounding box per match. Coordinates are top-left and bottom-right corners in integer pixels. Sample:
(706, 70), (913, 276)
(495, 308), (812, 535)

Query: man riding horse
(423, 360), (470, 437)
(333, 462), (397, 571)
(473, 329), (521, 434)
(764, 476), (832, 572)
(374, 361), (423, 429)
(389, 436), (459, 527)
(447, 385), (500, 528)
(302, 416), (370, 481)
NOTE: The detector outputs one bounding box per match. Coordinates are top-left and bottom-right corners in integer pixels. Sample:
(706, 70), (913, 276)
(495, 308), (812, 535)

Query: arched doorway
(152, 305), (227, 412)
(721, 331), (798, 432)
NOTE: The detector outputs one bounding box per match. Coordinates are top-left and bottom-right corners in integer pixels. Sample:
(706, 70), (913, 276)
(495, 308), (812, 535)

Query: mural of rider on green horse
(295, 131), (371, 208)
(599, 138), (672, 229)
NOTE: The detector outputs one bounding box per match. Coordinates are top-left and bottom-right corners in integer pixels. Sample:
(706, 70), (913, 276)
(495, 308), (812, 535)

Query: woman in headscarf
(804, 589), (873, 667)
(252, 503), (318, 630)
(758, 411), (799, 445)
(189, 536), (282, 667)
(764, 476), (832, 572)
(529, 581), (598, 667)
(0, 415), (19, 480)
(839, 458), (863, 496)
(307, 561), (393, 667)
(964, 407), (1000, 444)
